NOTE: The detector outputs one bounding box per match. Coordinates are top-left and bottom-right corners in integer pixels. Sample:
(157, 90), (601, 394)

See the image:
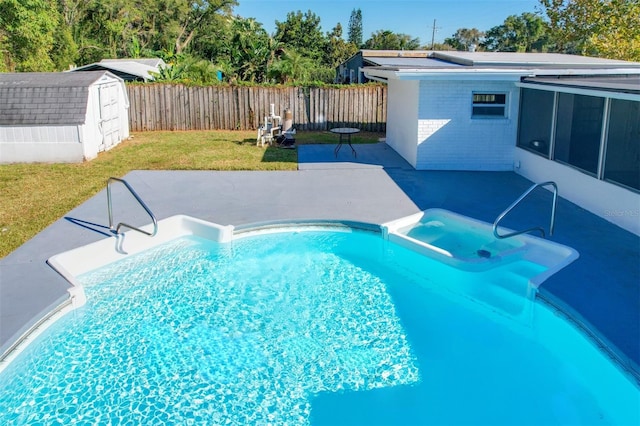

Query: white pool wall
(535, 301), (640, 424)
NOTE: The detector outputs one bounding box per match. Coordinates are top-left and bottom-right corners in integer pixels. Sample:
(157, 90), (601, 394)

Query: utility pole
(429, 19), (441, 50)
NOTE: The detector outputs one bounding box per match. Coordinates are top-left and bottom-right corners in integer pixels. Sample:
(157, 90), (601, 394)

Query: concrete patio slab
(1, 143), (638, 383)
(298, 142), (413, 170)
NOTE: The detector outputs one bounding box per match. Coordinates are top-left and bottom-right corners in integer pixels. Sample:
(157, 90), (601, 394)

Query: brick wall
(416, 79), (519, 171)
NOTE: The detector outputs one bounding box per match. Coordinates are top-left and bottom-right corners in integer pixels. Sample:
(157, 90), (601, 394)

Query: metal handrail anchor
(107, 177), (158, 237)
(493, 181), (558, 239)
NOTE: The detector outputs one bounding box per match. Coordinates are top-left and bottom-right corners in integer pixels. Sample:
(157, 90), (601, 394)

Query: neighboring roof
(522, 75), (640, 95)
(0, 71), (117, 125)
(70, 58), (165, 81)
(100, 58), (165, 68)
(361, 50), (432, 58)
(364, 56), (463, 68)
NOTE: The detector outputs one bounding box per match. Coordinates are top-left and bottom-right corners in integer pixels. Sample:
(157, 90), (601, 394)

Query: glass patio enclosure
(517, 76), (640, 192)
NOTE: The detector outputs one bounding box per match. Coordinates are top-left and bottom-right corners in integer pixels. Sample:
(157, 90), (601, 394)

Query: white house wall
(386, 79), (420, 167)
(416, 80), (519, 171)
(0, 126), (84, 163)
(515, 148), (640, 235)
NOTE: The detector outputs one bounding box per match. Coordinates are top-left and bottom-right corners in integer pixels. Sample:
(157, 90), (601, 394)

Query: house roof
(70, 58), (164, 81)
(522, 75), (640, 95)
(361, 51), (640, 80)
(431, 51), (639, 68)
(0, 71), (117, 125)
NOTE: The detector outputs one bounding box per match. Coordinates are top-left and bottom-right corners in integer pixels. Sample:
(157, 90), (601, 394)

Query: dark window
(472, 93), (506, 118)
(517, 88), (554, 156)
(554, 93), (604, 175)
(604, 99), (640, 191)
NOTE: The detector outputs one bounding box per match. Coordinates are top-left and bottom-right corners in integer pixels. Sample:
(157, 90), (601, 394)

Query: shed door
(98, 83), (121, 149)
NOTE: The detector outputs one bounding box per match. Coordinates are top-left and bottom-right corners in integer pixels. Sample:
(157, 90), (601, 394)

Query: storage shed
(0, 71), (129, 163)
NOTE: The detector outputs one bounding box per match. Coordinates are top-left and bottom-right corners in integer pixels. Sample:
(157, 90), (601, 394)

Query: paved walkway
(1, 143), (639, 379)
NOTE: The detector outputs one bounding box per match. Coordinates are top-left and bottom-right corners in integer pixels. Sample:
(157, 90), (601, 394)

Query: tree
(0, 0), (60, 71)
(151, 55), (219, 84)
(482, 13), (549, 52)
(363, 30), (421, 50)
(540, 0), (640, 61)
(267, 49), (315, 83)
(585, 0), (640, 61)
(274, 10), (328, 62)
(223, 17), (272, 82)
(327, 23), (358, 68)
(51, 24), (79, 70)
(172, 0), (237, 54)
(444, 28), (484, 51)
(347, 8), (363, 47)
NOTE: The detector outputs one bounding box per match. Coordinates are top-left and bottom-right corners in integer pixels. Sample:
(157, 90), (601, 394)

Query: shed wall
(0, 126), (84, 162)
(416, 80), (519, 170)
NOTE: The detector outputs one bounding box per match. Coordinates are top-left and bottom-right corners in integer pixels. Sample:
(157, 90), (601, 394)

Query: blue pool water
(0, 229), (637, 424)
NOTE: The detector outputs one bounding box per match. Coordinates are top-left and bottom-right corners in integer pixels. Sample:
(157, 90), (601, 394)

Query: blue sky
(234, 0), (543, 45)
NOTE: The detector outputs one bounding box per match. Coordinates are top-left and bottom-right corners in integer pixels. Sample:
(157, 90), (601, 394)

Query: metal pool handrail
(107, 177), (158, 237)
(493, 181), (558, 239)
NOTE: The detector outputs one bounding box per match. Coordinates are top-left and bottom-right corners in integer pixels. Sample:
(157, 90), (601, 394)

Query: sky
(234, 0), (543, 45)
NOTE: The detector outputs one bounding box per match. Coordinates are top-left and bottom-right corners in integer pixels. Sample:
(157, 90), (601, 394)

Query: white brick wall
(386, 79), (419, 167)
(416, 79), (520, 170)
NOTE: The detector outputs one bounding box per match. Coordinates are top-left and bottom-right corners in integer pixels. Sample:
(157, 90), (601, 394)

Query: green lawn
(0, 130), (383, 258)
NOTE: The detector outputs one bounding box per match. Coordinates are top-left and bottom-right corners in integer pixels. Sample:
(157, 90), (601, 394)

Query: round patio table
(330, 127), (360, 157)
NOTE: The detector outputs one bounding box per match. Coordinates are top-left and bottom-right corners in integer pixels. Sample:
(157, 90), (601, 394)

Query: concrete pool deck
(1, 142), (639, 381)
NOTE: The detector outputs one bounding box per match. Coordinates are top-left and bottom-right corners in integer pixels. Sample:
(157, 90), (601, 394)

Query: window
(472, 93), (507, 118)
(604, 99), (640, 191)
(554, 93), (604, 176)
(517, 89), (554, 156)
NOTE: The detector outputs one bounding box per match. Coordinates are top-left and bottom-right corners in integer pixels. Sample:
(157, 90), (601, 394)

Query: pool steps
(381, 208), (578, 288)
(382, 209), (579, 319)
(48, 215), (235, 309)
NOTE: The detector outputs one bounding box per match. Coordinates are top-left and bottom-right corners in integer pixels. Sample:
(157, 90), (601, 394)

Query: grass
(0, 130), (383, 258)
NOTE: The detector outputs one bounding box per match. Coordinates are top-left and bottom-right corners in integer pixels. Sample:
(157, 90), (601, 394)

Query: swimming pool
(0, 219), (638, 424)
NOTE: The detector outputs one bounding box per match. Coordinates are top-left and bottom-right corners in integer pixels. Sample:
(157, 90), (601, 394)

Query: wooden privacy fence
(127, 85), (387, 132)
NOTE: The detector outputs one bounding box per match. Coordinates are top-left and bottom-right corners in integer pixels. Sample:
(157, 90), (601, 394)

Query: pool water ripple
(1, 232), (420, 424)
(0, 229), (637, 425)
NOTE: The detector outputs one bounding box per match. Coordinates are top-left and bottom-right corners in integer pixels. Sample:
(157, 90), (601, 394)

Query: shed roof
(0, 71), (117, 126)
